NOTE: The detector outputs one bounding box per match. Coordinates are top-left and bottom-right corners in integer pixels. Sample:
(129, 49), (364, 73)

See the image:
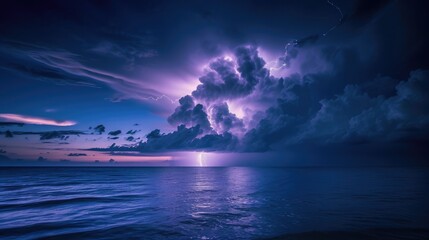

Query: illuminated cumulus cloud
(0, 113), (76, 126)
(210, 102), (244, 134)
(100, 45), (270, 152)
(167, 46), (272, 136)
(192, 46), (268, 102)
(167, 95), (212, 133)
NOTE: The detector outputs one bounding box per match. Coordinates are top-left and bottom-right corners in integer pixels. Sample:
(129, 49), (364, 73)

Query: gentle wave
(0, 194), (153, 211)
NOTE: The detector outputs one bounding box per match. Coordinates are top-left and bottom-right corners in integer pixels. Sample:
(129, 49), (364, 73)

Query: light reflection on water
(0, 167), (428, 239)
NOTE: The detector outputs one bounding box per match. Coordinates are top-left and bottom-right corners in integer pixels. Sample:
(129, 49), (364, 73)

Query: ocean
(0, 167), (428, 239)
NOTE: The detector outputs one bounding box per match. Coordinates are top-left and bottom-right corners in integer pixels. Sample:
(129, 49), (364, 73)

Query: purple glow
(0, 113), (76, 126)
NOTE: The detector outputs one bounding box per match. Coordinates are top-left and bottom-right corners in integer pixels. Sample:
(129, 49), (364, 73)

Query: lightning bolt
(269, 0), (344, 72)
(198, 152), (204, 167)
(323, 0), (344, 37)
(140, 94), (178, 104)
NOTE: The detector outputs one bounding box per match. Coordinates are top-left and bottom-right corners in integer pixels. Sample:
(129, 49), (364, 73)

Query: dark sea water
(0, 167), (428, 240)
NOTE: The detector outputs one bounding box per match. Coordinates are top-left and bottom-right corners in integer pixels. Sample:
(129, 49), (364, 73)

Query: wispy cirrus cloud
(0, 40), (177, 108)
(0, 113), (76, 126)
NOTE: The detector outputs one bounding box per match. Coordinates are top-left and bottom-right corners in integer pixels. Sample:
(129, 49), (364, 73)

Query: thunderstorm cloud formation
(107, 45), (429, 153)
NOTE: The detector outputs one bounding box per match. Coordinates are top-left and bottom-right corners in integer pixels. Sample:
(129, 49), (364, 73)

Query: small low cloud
(93, 124), (106, 134)
(0, 113), (76, 126)
(5, 131), (13, 138)
(108, 130), (122, 136)
(126, 130), (139, 135)
(0, 130), (84, 140)
(40, 131), (81, 140)
(0, 122), (24, 127)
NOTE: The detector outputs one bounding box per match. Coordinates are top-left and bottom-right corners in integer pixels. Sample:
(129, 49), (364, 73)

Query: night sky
(1, 0), (429, 166)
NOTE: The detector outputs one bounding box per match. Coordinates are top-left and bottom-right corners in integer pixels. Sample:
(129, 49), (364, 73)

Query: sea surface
(0, 167), (428, 240)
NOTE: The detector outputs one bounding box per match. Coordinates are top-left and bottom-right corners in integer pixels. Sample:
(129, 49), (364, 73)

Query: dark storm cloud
(192, 46), (269, 101)
(242, 69), (429, 151)
(309, 70), (429, 143)
(0, 122), (24, 127)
